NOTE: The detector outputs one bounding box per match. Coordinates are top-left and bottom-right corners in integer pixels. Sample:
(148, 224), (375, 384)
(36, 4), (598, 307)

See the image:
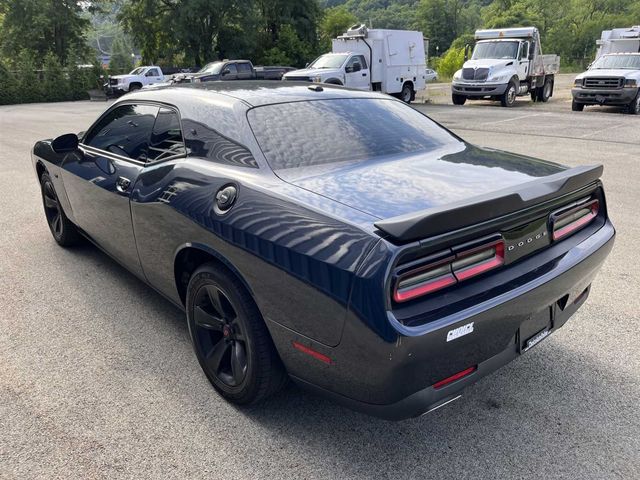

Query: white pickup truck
(283, 25), (427, 103)
(104, 66), (165, 96)
(452, 27), (560, 107)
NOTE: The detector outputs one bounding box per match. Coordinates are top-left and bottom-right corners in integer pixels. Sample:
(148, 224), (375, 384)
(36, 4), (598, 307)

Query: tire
(572, 100), (584, 112)
(40, 172), (81, 247)
(538, 78), (553, 102)
(530, 90), (538, 102)
(186, 263), (287, 405)
(452, 93), (466, 105)
(400, 83), (413, 103)
(128, 83), (142, 91)
(501, 81), (517, 107)
(627, 91), (640, 115)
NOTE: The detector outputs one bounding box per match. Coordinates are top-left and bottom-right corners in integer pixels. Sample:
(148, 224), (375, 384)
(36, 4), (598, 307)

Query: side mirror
(345, 65), (353, 73)
(51, 133), (79, 153)
(222, 68), (231, 75)
(305, 62), (310, 68)
(464, 44), (470, 62)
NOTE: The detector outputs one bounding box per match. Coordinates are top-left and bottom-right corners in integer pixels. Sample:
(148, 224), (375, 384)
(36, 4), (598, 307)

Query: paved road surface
(1, 99), (638, 479)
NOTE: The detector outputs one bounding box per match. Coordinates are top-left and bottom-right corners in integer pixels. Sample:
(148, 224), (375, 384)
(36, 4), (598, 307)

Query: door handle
(362, 73), (367, 76)
(116, 176), (131, 193)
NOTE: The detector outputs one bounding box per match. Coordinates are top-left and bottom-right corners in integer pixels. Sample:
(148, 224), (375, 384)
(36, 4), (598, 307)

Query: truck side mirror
(305, 62), (310, 68)
(222, 68), (231, 75)
(464, 44), (470, 62)
(51, 133), (79, 153)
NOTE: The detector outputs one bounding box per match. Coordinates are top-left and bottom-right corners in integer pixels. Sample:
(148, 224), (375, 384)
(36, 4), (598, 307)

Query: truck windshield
(129, 67), (145, 75)
(198, 62), (224, 74)
(591, 54), (640, 70)
(472, 41), (519, 60)
(308, 54), (349, 69)
(248, 98), (459, 170)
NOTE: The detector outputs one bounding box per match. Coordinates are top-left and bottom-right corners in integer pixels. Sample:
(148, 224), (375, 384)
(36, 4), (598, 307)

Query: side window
(182, 119), (258, 168)
(83, 104), (159, 161)
(357, 55), (368, 69)
(148, 107), (186, 162)
(146, 68), (159, 77)
(346, 56), (365, 71)
(225, 63), (238, 74)
(519, 43), (528, 60)
(237, 63), (252, 73)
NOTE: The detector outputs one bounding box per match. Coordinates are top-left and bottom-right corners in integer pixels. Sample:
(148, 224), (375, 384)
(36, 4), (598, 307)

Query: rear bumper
(271, 219), (615, 420)
(452, 82), (508, 97)
(572, 87), (638, 105)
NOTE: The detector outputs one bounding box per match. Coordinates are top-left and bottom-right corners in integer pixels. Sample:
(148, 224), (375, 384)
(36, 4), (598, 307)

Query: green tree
(319, 5), (357, 48)
(108, 34), (134, 73)
(16, 50), (43, 103)
(0, 58), (18, 105)
(43, 52), (66, 102)
(0, 0), (96, 64)
(415, 0), (481, 55)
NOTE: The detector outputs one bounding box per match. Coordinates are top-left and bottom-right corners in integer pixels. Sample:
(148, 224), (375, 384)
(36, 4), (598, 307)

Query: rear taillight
(551, 199), (599, 241)
(393, 239), (505, 303)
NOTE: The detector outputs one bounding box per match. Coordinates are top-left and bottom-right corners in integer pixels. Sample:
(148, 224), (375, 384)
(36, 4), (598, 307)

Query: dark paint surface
(31, 82), (615, 418)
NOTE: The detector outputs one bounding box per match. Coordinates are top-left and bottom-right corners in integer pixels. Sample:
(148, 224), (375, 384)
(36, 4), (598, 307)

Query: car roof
(128, 81), (389, 107)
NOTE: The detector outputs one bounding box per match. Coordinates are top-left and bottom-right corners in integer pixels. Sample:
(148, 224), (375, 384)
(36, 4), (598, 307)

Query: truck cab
(452, 28), (559, 107)
(281, 52), (371, 90)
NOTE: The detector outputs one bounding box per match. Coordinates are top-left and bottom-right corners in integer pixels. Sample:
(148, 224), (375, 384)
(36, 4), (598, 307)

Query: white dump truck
(283, 25), (427, 103)
(451, 27), (560, 107)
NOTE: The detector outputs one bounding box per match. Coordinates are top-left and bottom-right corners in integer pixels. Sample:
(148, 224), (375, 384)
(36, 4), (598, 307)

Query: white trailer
(595, 26), (640, 59)
(283, 25), (427, 103)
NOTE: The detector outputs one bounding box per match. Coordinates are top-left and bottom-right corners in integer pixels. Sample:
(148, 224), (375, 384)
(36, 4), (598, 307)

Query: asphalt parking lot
(1, 96), (639, 479)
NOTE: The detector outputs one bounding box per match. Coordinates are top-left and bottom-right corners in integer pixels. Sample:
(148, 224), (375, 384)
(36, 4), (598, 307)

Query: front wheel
(501, 82), (517, 107)
(40, 172), (81, 247)
(572, 100), (584, 112)
(452, 93), (466, 105)
(186, 264), (287, 405)
(627, 91), (640, 115)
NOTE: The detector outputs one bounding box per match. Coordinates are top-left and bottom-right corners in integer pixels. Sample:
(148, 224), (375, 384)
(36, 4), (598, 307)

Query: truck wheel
(501, 82), (517, 107)
(571, 100), (584, 112)
(627, 92), (640, 115)
(530, 90), (538, 102)
(129, 83), (142, 91)
(400, 83), (413, 103)
(538, 78), (553, 102)
(452, 94), (466, 105)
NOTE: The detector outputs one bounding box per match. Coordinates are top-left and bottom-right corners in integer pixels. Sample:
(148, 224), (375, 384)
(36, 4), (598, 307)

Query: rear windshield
(248, 98), (459, 170)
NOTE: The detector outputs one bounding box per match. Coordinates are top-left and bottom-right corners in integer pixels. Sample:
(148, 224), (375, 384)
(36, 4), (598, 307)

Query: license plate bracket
(519, 307), (553, 353)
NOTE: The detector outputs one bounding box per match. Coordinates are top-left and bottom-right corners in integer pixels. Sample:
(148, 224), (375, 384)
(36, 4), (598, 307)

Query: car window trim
(80, 100), (187, 167)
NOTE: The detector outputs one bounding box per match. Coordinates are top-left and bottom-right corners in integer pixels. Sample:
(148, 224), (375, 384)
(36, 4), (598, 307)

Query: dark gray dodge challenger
(32, 82), (615, 420)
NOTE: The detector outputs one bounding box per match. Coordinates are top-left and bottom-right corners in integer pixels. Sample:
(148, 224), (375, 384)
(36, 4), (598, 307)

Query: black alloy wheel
(186, 264), (287, 405)
(40, 172), (81, 246)
(192, 283), (248, 388)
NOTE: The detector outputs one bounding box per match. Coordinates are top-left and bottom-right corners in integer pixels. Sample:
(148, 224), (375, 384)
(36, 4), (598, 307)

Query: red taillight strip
(432, 366), (477, 389)
(292, 341), (332, 365)
(452, 240), (505, 282)
(552, 199), (599, 241)
(393, 273), (457, 302)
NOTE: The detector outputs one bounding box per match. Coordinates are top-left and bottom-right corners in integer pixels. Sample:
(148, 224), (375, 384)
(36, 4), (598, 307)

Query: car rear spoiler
(374, 164), (603, 243)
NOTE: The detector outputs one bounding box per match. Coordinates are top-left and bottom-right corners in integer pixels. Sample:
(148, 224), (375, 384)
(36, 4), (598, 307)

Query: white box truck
(451, 27), (560, 107)
(283, 24), (427, 103)
(595, 26), (640, 59)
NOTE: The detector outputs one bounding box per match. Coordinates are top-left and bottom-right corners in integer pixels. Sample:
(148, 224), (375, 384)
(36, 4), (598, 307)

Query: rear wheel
(452, 93), (466, 105)
(399, 83), (413, 103)
(572, 100), (584, 112)
(40, 172), (81, 247)
(501, 81), (517, 107)
(627, 91), (640, 115)
(186, 264), (287, 405)
(538, 77), (553, 102)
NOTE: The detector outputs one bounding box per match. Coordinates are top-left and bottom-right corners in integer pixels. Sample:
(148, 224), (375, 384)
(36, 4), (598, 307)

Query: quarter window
(83, 104), (159, 161)
(148, 107), (186, 161)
